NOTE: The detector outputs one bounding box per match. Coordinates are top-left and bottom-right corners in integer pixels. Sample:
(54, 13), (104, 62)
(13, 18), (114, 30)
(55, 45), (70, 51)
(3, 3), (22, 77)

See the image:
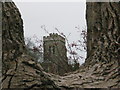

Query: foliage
(25, 37), (43, 62)
(24, 25), (87, 71)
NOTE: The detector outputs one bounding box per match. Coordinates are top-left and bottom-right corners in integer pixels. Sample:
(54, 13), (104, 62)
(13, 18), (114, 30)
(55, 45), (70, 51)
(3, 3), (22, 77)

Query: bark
(53, 2), (120, 88)
(1, 1), (120, 89)
(1, 2), (59, 89)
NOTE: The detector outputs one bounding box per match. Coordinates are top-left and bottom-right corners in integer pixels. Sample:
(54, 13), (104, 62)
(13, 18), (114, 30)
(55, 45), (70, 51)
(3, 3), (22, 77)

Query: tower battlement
(43, 33), (65, 43)
(43, 33), (68, 75)
(43, 33), (69, 75)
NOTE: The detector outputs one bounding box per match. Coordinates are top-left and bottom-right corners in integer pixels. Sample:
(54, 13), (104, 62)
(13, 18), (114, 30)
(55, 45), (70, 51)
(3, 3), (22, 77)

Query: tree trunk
(1, 1), (120, 89)
(86, 2), (120, 65)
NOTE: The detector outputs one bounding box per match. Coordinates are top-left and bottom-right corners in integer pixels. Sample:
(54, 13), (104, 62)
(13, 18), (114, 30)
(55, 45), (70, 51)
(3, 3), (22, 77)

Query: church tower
(43, 33), (69, 75)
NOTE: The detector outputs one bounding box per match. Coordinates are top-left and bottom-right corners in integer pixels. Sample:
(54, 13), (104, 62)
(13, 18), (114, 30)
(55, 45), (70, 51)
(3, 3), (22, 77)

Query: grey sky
(14, 2), (86, 64)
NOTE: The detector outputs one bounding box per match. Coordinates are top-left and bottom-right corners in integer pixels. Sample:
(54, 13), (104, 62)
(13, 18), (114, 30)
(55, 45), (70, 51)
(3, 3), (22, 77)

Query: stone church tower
(43, 33), (70, 75)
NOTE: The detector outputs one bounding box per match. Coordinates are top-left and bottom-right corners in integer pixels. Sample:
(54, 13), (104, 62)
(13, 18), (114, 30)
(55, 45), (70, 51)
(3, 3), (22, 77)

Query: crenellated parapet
(43, 33), (69, 75)
(43, 33), (65, 43)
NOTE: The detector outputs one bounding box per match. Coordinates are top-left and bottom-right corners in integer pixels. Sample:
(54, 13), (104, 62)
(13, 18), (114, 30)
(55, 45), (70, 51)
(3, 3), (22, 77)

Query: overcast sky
(14, 2), (86, 64)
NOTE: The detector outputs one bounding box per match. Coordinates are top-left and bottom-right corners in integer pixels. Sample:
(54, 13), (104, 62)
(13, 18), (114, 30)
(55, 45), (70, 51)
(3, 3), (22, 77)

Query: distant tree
(24, 25), (87, 72)
(25, 37), (43, 62)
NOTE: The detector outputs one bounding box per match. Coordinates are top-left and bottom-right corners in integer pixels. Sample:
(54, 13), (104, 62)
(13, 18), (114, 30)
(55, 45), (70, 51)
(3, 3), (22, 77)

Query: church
(42, 33), (70, 75)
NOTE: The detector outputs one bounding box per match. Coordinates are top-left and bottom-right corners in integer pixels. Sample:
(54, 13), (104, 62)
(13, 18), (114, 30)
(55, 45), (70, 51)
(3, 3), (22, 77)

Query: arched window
(49, 46), (51, 54)
(53, 46), (55, 54)
(49, 46), (55, 54)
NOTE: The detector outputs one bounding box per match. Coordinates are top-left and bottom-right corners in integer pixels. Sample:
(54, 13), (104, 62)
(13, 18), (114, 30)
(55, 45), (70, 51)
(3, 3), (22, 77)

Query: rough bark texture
(2, 2), (59, 89)
(86, 2), (120, 71)
(1, 1), (120, 89)
(53, 2), (120, 88)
